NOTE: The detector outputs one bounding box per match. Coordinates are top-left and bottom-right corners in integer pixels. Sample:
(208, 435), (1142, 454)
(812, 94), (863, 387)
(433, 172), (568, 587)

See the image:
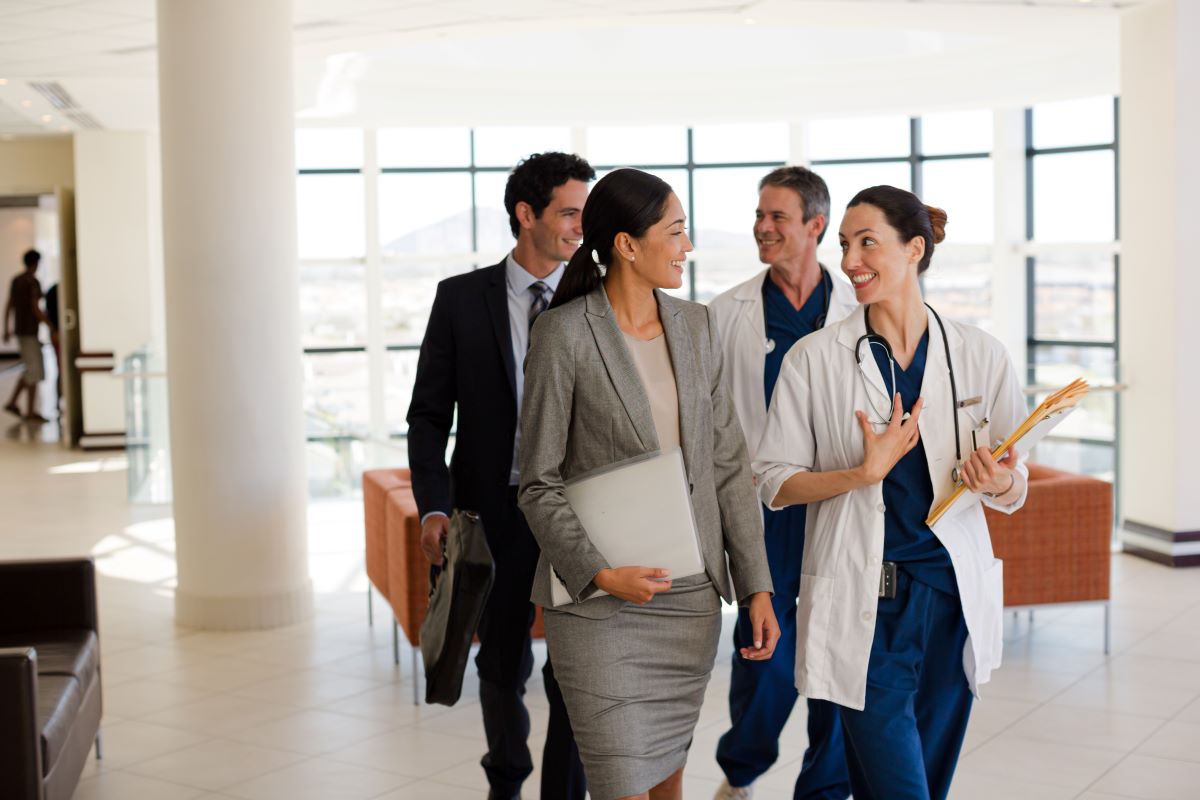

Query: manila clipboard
(550, 447), (704, 606)
(926, 378), (1090, 527)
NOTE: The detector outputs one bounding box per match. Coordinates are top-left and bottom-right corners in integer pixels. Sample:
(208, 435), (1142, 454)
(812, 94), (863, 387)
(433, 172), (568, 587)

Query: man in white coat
(709, 167), (857, 800)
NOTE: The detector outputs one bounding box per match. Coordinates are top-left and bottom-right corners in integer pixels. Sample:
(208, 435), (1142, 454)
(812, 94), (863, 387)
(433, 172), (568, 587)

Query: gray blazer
(518, 284), (773, 620)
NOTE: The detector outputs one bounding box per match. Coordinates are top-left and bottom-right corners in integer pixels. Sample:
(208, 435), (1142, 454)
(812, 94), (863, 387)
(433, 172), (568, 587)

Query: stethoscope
(855, 303), (965, 482)
(764, 270), (831, 354)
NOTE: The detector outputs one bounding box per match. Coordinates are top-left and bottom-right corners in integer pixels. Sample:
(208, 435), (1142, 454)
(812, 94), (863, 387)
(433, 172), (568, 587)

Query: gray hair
(758, 166), (831, 244)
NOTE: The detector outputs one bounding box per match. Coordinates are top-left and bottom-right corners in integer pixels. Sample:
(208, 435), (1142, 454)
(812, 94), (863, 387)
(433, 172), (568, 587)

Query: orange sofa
(363, 469), (545, 701)
(984, 462), (1112, 651)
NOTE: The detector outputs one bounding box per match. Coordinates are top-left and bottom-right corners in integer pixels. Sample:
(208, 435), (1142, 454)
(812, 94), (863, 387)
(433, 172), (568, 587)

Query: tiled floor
(3, 423), (1200, 799)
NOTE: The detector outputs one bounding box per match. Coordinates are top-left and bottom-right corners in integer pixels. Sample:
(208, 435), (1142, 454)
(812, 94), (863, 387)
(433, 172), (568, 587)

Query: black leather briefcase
(420, 509), (495, 706)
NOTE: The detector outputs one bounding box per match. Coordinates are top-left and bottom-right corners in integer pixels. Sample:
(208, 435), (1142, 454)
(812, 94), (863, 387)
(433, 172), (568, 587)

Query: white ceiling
(0, 0), (1146, 137)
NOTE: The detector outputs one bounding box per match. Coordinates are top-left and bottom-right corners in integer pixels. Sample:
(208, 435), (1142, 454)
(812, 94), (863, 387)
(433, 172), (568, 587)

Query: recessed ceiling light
(743, 17), (756, 24)
(20, 99), (32, 108)
(60, 124), (69, 132)
(0, 79), (8, 86)
(40, 114), (51, 123)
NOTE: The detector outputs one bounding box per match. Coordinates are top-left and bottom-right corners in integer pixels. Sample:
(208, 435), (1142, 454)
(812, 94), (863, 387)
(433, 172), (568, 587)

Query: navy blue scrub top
(871, 330), (958, 597)
(763, 272), (827, 406)
(761, 272), (828, 544)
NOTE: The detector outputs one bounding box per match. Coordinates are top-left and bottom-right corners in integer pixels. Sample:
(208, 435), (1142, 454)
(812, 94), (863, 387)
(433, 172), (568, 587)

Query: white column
(1118, 0), (1200, 566)
(157, 0), (313, 626)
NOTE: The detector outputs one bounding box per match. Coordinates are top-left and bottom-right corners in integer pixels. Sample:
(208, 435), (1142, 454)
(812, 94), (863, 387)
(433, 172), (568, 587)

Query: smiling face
(627, 192), (692, 290)
(525, 178), (588, 264)
(838, 202), (924, 304)
(754, 184), (823, 268)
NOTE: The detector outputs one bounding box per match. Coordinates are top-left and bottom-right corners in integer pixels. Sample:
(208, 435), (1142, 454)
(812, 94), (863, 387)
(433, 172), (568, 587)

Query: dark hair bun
(926, 205), (948, 244)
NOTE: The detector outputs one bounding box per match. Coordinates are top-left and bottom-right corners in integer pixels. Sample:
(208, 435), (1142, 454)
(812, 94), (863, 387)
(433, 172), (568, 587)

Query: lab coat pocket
(796, 573), (836, 681)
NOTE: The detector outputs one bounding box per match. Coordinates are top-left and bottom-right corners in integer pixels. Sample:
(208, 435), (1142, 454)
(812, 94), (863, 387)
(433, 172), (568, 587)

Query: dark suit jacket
(407, 260), (519, 524)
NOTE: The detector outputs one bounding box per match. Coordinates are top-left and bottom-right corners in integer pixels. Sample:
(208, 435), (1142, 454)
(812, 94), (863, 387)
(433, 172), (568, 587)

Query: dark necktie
(528, 281), (550, 334)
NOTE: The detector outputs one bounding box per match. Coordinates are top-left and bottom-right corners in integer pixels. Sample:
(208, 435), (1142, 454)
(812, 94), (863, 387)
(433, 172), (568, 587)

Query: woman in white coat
(753, 185), (1029, 800)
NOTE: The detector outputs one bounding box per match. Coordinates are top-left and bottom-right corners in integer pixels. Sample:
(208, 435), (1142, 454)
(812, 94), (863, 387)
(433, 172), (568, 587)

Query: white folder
(550, 447), (705, 606)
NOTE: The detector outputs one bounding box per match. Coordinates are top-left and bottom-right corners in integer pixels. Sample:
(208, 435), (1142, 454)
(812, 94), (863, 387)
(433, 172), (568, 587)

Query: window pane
(307, 438), (364, 499)
(379, 172), (473, 255)
(1033, 96), (1115, 150)
(1033, 254), (1116, 342)
(592, 167), (690, 224)
(475, 170), (513, 259)
(378, 127), (471, 168)
(920, 110), (993, 156)
(297, 174), (364, 259)
(385, 349), (420, 434)
(299, 263), (366, 348)
(586, 125), (687, 166)
(817, 161), (912, 252)
(383, 261), (475, 346)
(304, 351), (369, 436)
(692, 123), (789, 164)
(691, 167), (762, 301)
(1032, 151), (1115, 242)
(922, 157), (993, 244)
(1030, 344), (1116, 444)
(922, 250), (993, 332)
(808, 115), (910, 161)
(1030, 439), (1114, 483)
(296, 128), (362, 170)
(473, 126), (572, 168)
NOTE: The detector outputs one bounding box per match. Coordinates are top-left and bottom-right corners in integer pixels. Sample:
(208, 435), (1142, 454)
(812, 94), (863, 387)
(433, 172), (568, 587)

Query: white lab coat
(753, 304), (1028, 711)
(709, 267), (857, 460)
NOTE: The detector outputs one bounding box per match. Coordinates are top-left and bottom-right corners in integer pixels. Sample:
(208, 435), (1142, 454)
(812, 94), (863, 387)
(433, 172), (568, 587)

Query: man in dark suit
(407, 152), (594, 800)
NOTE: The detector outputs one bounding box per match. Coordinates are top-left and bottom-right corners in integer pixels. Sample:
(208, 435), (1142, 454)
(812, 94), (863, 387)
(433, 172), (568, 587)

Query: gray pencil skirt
(543, 575), (723, 800)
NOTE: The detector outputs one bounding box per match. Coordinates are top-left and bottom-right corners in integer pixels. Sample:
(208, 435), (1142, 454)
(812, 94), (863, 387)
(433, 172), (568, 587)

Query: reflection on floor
(1, 437), (1198, 800)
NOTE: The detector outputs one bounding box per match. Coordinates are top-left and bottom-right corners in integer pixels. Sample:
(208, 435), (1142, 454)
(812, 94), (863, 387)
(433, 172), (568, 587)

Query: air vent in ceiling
(29, 81), (104, 130)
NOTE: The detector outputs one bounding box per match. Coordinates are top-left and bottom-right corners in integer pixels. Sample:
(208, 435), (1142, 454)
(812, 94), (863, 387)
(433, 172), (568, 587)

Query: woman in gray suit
(518, 168), (779, 800)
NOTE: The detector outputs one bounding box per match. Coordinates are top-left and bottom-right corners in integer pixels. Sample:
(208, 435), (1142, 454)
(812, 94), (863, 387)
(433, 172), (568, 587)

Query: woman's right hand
(856, 393), (923, 483)
(594, 567), (673, 605)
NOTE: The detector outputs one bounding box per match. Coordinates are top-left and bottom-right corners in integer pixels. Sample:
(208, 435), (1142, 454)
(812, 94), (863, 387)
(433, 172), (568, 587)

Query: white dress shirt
(506, 251), (564, 484)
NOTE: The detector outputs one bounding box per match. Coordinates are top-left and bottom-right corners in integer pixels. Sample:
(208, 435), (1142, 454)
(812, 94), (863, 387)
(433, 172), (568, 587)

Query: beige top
(623, 332), (681, 451)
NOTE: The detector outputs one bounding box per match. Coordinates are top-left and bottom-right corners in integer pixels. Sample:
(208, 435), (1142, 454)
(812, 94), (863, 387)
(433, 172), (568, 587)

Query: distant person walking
(4, 249), (51, 422)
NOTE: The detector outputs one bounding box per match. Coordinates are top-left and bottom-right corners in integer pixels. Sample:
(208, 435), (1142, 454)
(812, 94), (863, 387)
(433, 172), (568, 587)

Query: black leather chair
(0, 558), (103, 800)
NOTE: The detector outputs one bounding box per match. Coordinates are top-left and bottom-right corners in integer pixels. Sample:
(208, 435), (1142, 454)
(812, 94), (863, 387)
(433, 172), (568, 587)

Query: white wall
(73, 131), (163, 434)
(1119, 0), (1200, 538)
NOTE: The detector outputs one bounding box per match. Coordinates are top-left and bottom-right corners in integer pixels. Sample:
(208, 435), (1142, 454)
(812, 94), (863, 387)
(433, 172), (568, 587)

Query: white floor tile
(1049, 675), (1199, 719)
(1007, 704), (1164, 752)
(322, 726), (482, 778)
(125, 738), (307, 792)
(225, 708), (396, 756)
(956, 733), (1126, 793)
(221, 757), (413, 800)
(1134, 720), (1200, 763)
(72, 771), (210, 800)
(1090, 754), (1200, 800)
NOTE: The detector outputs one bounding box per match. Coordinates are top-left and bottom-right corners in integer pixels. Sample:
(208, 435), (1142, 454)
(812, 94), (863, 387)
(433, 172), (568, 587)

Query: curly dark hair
(503, 152), (595, 238)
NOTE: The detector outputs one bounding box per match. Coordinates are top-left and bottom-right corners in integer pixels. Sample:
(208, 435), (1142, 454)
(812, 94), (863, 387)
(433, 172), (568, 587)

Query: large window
(810, 110), (994, 331)
(1025, 96), (1119, 482)
(295, 105), (1119, 497)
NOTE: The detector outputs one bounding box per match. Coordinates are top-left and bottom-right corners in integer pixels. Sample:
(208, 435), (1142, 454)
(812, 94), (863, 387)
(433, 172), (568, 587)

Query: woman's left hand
(739, 593), (779, 661)
(961, 446), (1019, 496)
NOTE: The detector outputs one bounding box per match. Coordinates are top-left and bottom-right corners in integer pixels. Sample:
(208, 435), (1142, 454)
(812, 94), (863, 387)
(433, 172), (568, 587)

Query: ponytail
(550, 244), (604, 310)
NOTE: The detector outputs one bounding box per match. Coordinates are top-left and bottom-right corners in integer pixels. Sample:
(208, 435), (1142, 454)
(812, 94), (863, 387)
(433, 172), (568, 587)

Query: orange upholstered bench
(363, 469), (545, 702)
(984, 462), (1113, 651)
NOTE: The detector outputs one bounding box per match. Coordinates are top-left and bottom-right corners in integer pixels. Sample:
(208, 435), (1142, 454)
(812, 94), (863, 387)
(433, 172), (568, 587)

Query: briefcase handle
(428, 539), (446, 598)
